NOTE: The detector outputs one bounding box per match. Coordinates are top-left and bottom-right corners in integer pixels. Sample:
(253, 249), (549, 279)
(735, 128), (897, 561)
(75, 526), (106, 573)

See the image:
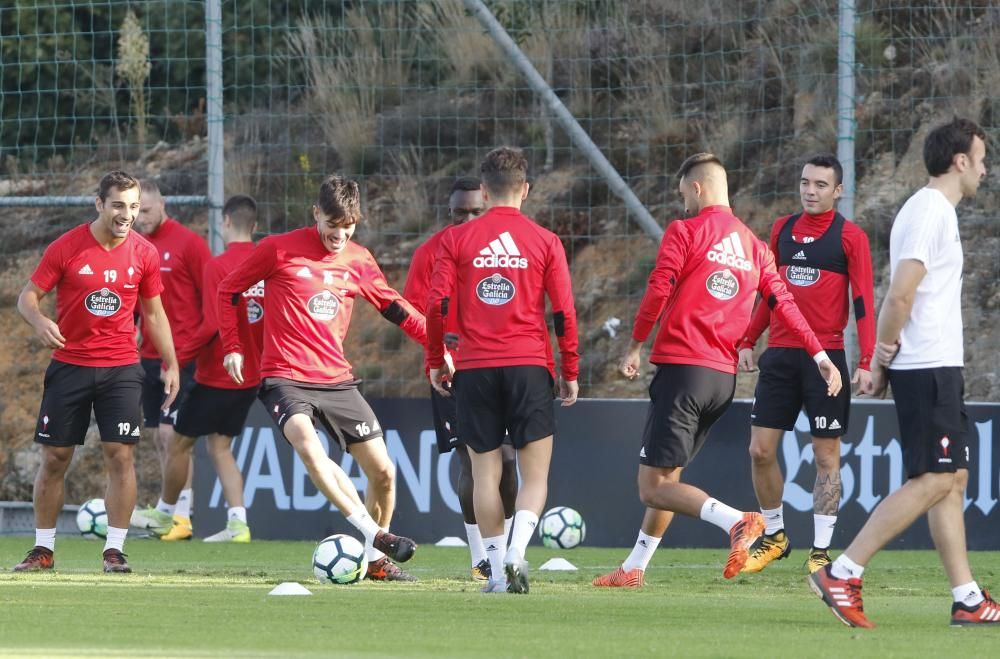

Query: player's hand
(817, 359), (842, 397)
(443, 351), (456, 379)
(619, 345), (642, 380)
(32, 316), (66, 349)
(875, 340), (900, 367)
(559, 379), (579, 407)
(851, 368), (872, 396)
(429, 366), (451, 397)
(868, 366), (889, 399)
(223, 352), (245, 386)
(738, 348), (756, 372)
(160, 362), (180, 411)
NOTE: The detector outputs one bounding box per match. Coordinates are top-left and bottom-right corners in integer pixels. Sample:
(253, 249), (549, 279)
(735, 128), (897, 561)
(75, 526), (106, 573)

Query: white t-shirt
(889, 187), (964, 369)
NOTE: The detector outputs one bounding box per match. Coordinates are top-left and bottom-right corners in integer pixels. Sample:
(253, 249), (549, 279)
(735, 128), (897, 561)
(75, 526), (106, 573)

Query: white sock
(104, 526), (128, 553)
(227, 506), (247, 523)
(155, 498), (176, 515)
(366, 527), (387, 562)
(813, 514), (837, 549)
(465, 523), (487, 567)
(506, 510), (539, 563)
(175, 489), (193, 518)
(761, 506), (784, 535)
(699, 498), (743, 533)
(35, 528), (56, 551)
(504, 516), (513, 542)
(483, 534), (506, 583)
(952, 581), (985, 606)
(345, 507), (380, 545)
(622, 530), (661, 572)
(830, 554), (865, 580)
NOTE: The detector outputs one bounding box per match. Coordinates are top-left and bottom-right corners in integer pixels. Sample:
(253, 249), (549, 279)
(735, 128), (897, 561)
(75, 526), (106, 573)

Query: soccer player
(810, 118), (1000, 628)
(136, 195), (263, 542)
(216, 175), (422, 580)
(426, 147), (580, 594)
(403, 176), (517, 581)
(132, 179), (211, 541)
(735, 153), (875, 574)
(592, 153), (841, 588)
(12, 171), (179, 574)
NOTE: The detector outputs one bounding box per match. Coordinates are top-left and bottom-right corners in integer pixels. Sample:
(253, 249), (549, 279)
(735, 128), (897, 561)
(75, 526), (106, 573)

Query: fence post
(838, 0), (859, 366)
(206, 0), (225, 255)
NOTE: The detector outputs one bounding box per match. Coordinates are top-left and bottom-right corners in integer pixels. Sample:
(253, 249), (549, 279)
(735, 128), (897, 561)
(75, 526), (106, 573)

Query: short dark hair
(316, 175), (362, 225)
(924, 117), (987, 177)
(676, 152), (725, 180)
(480, 147), (528, 196)
(139, 178), (162, 197)
(450, 176), (481, 195)
(98, 170), (140, 201)
(223, 194), (258, 233)
(803, 152), (843, 185)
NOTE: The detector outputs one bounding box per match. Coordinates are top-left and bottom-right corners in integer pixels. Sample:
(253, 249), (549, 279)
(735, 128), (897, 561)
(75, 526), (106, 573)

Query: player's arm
(401, 242), (430, 316)
(176, 259), (223, 367)
(359, 253), (427, 346)
(217, 240), (277, 385)
(139, 295), (180, 410)
(544, 235), (579, 406)
(758, 247), (842, 396)
(737, 220), (782, 371)
(17, 282), (65, 349)
(845, 224), (877, 392)
(623, 221), (689, 379)
(426, 232), (458, 396)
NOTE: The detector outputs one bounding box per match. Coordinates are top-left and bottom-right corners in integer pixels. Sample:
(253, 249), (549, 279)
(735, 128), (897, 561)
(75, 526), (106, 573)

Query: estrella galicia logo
(246, 299), (264, 324)
(705, 269), (739, 300)
(85, 288), (122, 317)
(476, 273), (515, 306)
(785, 264), (820, 287)
(307, 291), (340, 321)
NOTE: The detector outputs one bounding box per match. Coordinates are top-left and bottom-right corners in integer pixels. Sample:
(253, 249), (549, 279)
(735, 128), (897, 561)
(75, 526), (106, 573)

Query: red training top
(138, 217), (211, 360)
(217, 226), (425, 385)
(177, 242), (264, 389)
(632, 205), (822, 374)
(426, 206), (579, 381)
(30, 223), (162, 367)
(737, 209), (875, 370)
(404, 224), (459, 375)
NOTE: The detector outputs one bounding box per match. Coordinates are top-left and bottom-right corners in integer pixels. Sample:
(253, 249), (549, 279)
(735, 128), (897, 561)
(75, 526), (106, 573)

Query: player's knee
(367, 461), (395, 492)
(951, 469), (969, 494)
(813, 446), (840, 473)
(748, 440), (776, 465)
(40, 448), (73, 475)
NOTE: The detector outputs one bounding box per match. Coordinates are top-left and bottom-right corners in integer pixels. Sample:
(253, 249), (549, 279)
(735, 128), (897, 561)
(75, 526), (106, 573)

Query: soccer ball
(312, 534), (368, 584)
(76, 498), (109, 539)
(539, 506), (586, 549)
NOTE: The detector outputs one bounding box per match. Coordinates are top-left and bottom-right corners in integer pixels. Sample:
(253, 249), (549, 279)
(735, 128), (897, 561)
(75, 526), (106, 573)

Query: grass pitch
(0, 537), (997, 657)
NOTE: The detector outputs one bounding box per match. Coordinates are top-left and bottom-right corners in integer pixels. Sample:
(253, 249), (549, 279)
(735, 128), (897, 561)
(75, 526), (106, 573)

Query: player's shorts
(888, 367), (969, 478)
(174, 383), (259, 439)
(430, 385), (460, 454)
(258, 378), (382, 451)
(453, 365), (554, 453)
(35, 360), (144, 446)
(141, 358), (196, 428)
(750, 348), (851, 437)
(640, 364), (735, 468)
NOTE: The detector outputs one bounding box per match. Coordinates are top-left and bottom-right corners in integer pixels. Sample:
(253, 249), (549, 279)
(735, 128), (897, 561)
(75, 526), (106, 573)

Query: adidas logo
(131, 426), (140, 437)
(792, 250), (807, 260)
(828, 419), (841, 430)
(78, 264), (94, 275)
(707, 231), (752, 271)
(639, 540), (648, 547)
(473, 232), (528, 269)
(486, 544), (498, 551)
(639, 446), (646, 458)
(296, 267), (313, 278)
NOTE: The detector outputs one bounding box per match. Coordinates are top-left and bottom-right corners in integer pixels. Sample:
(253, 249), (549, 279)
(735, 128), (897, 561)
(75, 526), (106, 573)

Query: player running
(135, 195), (263, 543)
(132, 179), (211, 541)
(593, 153), (840, 588)
(13, 171), (179, 574)
(810, 118), (1000, 628)
(217, 175), (422, 580)
(736, 153), (875, 574)
(426, 147), (580, 594)
(403, 176), (517, 581)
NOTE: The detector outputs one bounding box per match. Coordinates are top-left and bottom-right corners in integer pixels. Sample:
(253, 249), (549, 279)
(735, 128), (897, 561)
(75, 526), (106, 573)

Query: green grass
(0, 538), (998, 657)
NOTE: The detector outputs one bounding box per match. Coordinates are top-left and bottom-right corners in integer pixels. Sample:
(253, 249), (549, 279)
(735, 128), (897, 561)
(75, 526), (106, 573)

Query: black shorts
(453, 365), (554, 453)
(640, 364), (735, 468)
(142, 358), (196, 428)
(35, 360), (144, 446)
(258, 378), (382, 451)
(174, 383), (259, 439)
(750, 348), (851, 437)
(430, 385), (460, 454)
(888, 367), (969, 478)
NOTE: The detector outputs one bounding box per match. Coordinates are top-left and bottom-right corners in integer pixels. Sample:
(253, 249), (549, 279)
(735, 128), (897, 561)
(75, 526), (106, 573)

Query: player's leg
(163, 363), (197, 534)
(499, 441), (517, 529)
(101, 442), (137, 572)
(592, 507), (671, 588)
(468, 446), (506, 585)
(14, 445), (75, 571)
(454, 444), (489, 578)
(156, 432), (197, 540)
(202, 433), (250, 542)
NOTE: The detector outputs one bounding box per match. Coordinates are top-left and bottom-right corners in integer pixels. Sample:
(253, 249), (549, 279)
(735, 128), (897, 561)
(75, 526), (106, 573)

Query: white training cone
(435, 536), (468, 547)
(268, 582), (313, 596)
(539, 558), (577, 571)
